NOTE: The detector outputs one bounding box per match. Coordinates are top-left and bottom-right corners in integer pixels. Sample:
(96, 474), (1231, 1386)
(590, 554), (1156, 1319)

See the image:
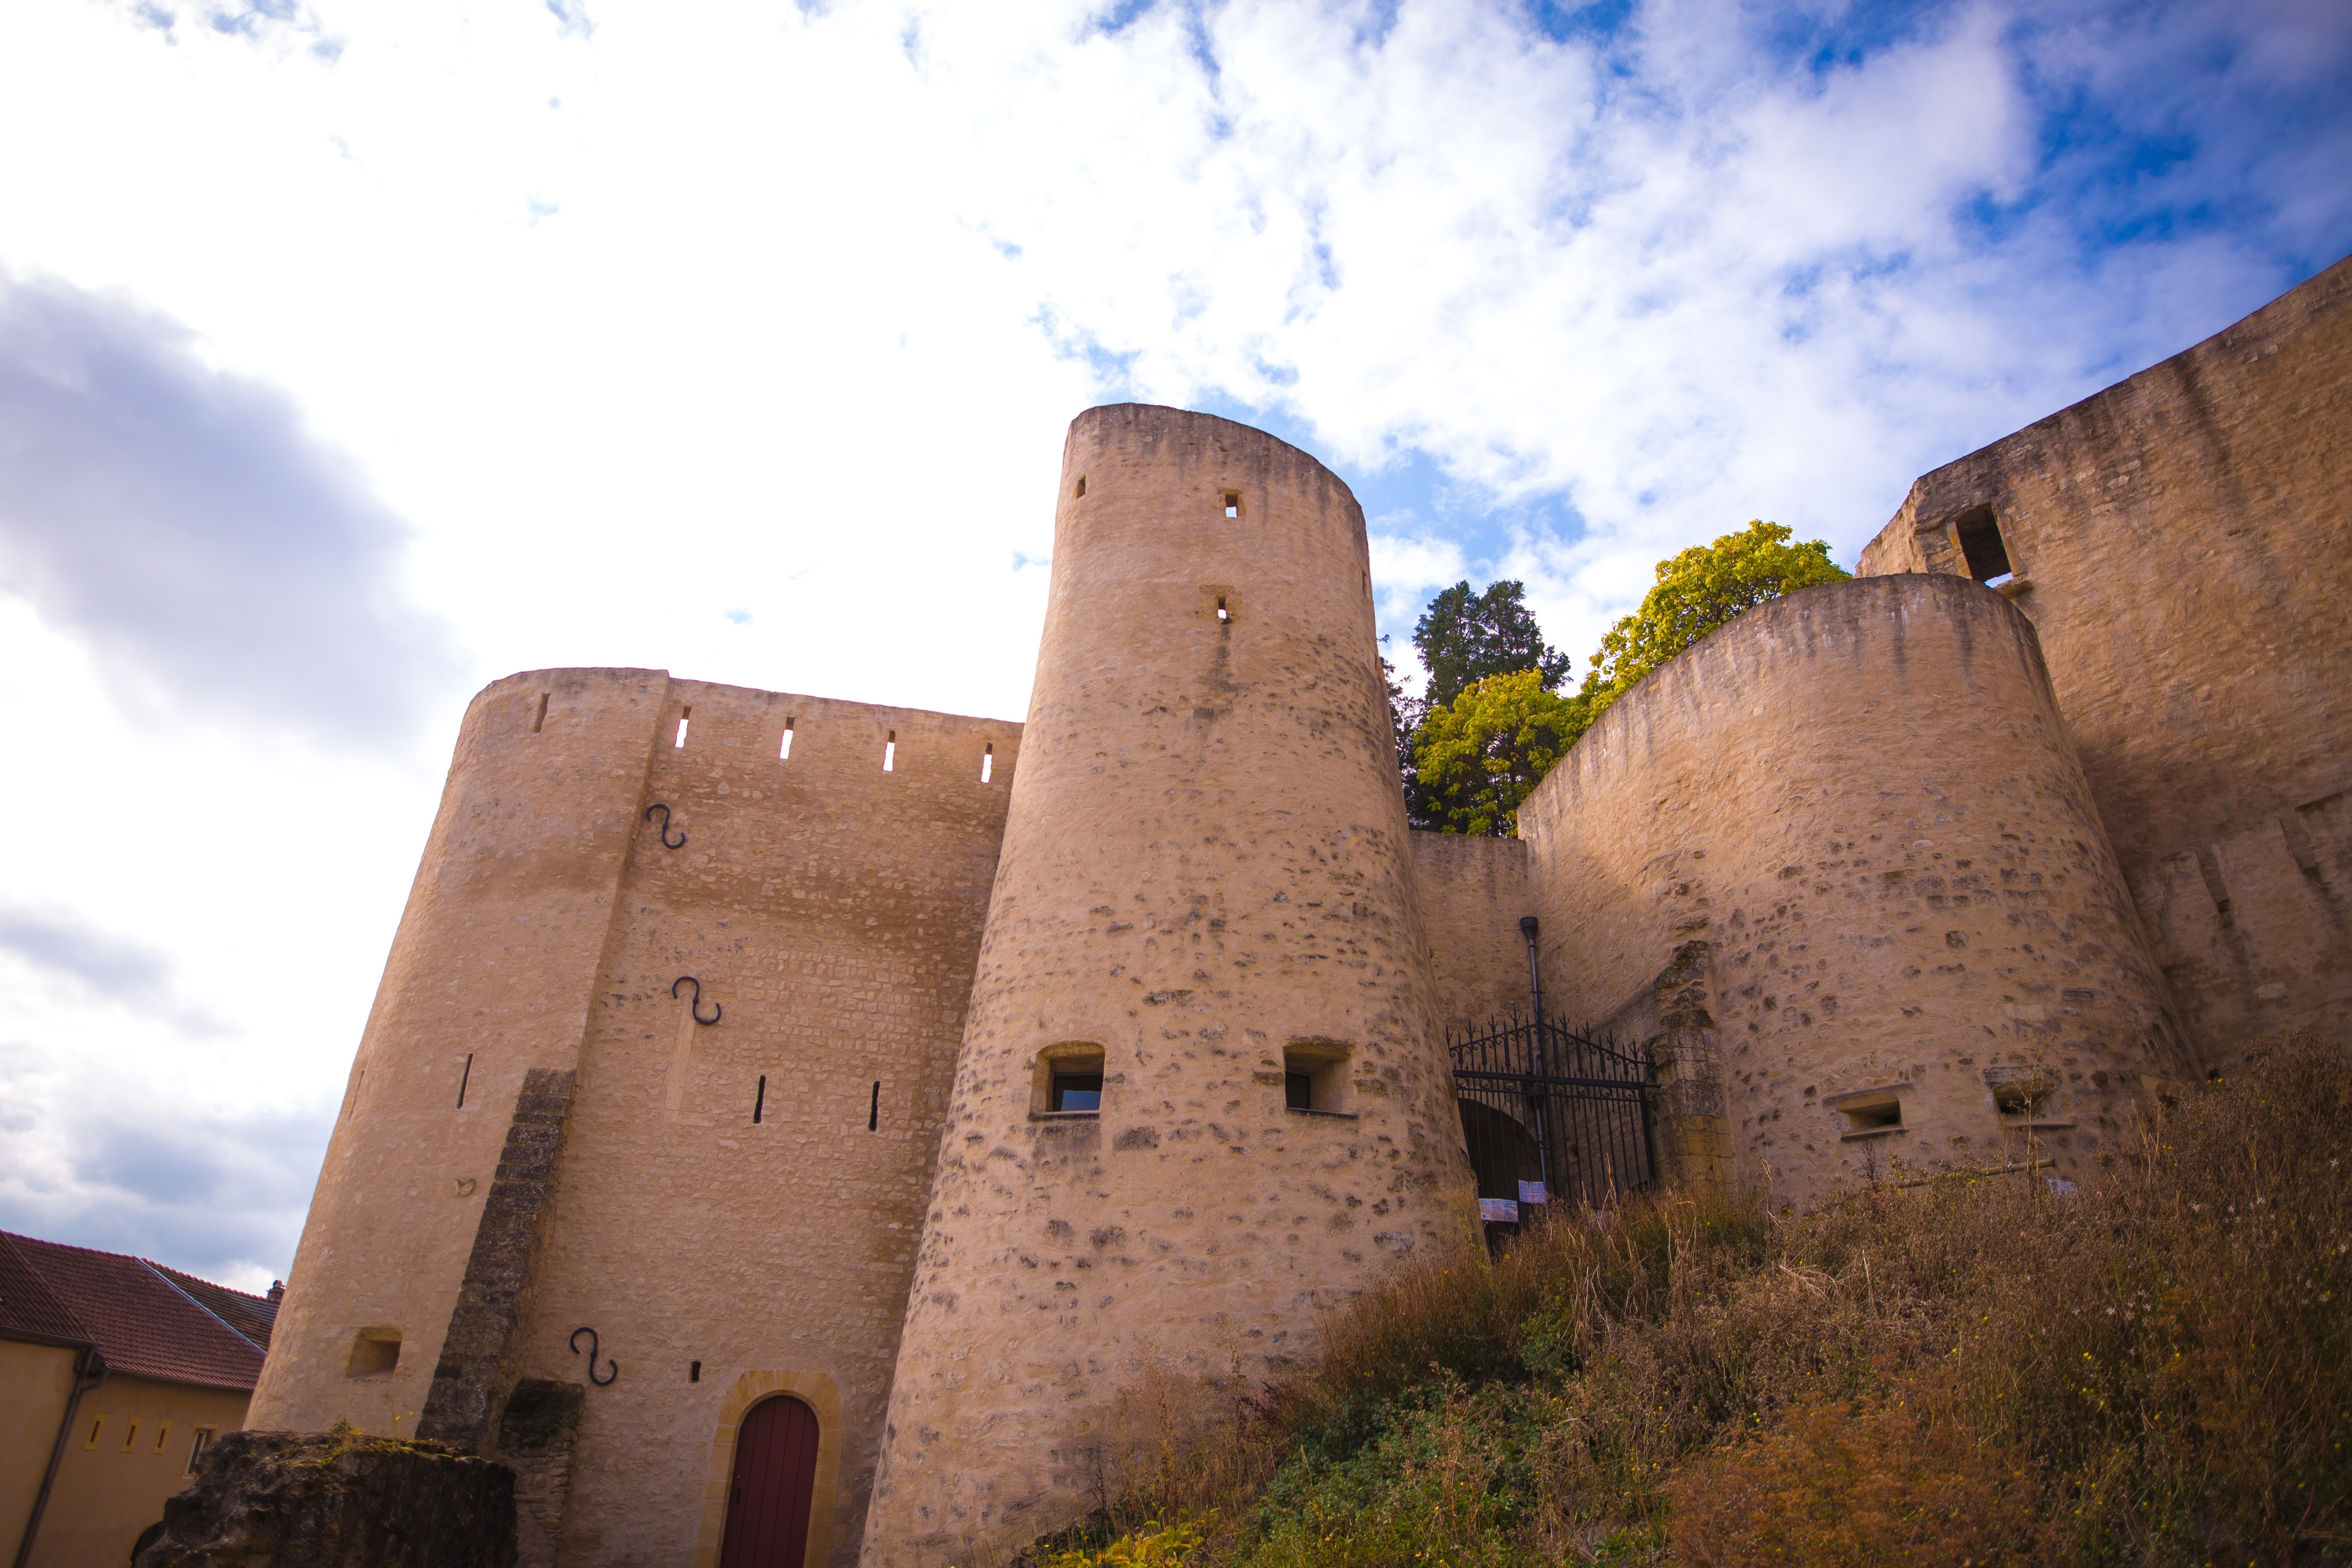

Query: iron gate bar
(1449, 1011), (1656, 1212)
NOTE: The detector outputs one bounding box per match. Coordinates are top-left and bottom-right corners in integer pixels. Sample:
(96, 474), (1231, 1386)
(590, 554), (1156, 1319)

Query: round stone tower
(859, 405), (1478, 1565)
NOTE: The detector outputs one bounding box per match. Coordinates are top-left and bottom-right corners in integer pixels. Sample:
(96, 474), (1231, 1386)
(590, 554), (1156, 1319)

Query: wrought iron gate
(1451, 1014), (1654, 1213)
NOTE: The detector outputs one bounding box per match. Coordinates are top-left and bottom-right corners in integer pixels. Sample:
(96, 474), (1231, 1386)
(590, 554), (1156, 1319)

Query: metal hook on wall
(672, 975), (721, 1026)
(570, 1326), (618, 1386)
(644, 804), (686, 849)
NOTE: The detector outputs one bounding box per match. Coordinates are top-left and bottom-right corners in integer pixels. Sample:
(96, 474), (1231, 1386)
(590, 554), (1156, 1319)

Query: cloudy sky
(0, 0), (2345, 1289)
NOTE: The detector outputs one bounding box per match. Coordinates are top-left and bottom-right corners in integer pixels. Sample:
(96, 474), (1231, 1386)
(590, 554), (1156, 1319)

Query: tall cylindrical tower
(861, 406), (1478, 1565)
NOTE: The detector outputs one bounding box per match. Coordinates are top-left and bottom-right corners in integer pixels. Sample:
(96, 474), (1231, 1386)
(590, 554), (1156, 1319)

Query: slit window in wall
(1222, 491), (1241, 519)
(1835, 1090), (1904, 1136)
(1074, 476), (1087, 498)
(981, 743), (994, 784)
(346, 1327), (402, 1377)
(121, 1421), (139, 1453)
(154, 1422), (170, 1454)
(1216, 597), (1230, 624)
(869, 1081), (880, 1131)
(779, 717), (795, 760)
(457, 1053), (473, 1109)
(690, 1361), (701, 1383)
(883, 730), (896, 772)
(753, 1074), (767, 1124)
(1954, 506), (2014, 585)
(532, 693), (548, 733)
(674, 706), (692, 748)
(84, 1418), (104, 1450)
(1990, 1071), (2055, 1119)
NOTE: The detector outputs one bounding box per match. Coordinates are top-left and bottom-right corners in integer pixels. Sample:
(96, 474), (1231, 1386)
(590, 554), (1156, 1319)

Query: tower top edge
(1065, 404), (1360, 510)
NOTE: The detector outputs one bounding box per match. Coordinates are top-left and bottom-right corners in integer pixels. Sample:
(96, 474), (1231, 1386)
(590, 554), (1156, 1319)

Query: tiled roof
(151, 1263), (280, 1352)
(0, 1231), (271, 1392)
(0, 1233), (89, 1346)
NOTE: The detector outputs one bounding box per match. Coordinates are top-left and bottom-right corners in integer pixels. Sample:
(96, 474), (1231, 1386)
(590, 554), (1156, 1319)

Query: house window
(1051, 1071), (1102, 1113)
(1953, 506), (2013, 585)
(186, 1428), (214, 1474)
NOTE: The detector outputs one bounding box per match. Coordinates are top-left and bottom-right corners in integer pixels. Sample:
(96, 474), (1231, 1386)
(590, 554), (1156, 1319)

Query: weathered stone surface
(135, 1431), (514, 1568)
(859, 405), (1480, 1567)
(1856, 255), (2352, 1066)
(1516, 574), (2198, 1208)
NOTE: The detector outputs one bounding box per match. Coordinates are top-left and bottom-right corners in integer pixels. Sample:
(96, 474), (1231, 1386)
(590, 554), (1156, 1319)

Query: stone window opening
(1074, 476), (1087, 498)
(1033, 1043), (1105, 1116)
(1954, 506), (2014, 585)
(691, 1361), (702, 1383)
(1835, 1088), (1905, 1139)
(674, 706), (692, 748)
(1222, 491), (1242, 519)
(1217, 597), (1231, 624)
(457, 1052), (473, 1109)
(753, 1074), (766, 1124)
(779, 717), (795, 761)
(981, 743), (994, 784)
(883, 730), (896, 772)
(1283, 1040), (1353, 1115)
(346, 1327), (402, 1377)
(531, 692), (548, 733)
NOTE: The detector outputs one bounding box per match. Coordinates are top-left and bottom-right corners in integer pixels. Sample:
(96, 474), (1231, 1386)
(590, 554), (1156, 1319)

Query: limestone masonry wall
(251, 669), (1018, 1568)
(859, 406), (1481, 1567)
(1410, 833), (1536, 1038)
(1516, 575), (2199, 1208)
(1857, 256), (2352, 1064)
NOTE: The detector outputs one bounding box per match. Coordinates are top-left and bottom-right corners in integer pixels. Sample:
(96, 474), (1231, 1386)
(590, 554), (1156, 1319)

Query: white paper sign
(1517, 1181), (1549, 1205)
(1479, 1198), (1520, 1223)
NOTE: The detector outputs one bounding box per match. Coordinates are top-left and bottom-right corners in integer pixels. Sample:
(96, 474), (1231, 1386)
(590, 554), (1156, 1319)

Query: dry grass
(1024, 1034), (2352, 1567)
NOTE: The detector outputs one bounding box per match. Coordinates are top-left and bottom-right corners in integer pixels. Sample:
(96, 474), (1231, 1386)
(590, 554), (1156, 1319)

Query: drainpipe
(12, 1345), (107, 1568)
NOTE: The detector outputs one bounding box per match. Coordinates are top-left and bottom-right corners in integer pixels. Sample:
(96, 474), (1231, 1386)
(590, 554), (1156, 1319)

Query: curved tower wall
(861, 405), (1479, 1565)
(1516, 574), (2197, 1208)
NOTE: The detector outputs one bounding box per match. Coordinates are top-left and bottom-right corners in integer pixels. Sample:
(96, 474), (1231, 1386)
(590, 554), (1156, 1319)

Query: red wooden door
(720, 1395), (821, 1568)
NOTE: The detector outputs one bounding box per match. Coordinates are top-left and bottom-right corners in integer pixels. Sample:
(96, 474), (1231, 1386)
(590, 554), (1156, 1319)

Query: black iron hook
(672, 975), (721, 1026)
(645, 804), (686, 849)
(570, 1326), (617, 1386)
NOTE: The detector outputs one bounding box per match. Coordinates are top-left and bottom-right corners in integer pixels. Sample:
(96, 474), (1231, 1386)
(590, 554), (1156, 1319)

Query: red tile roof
(0, 1232), (274, 1392)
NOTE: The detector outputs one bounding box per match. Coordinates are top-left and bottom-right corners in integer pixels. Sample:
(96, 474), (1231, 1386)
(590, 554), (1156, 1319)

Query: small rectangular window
(154, 1421), (170, 1453)
(1222, 491), (1241, 519)
(1216, 597), (1230, 623)
(689, 1361), (702, 1383)
(346, 1328), (402, 1376)
(1284, 1072), (1312, 1110)
(752, 1074), (766, 1124)
(1954, 506), (2013, 584)
(121, 1420), (139, 1452)
(1074, 476), (1087, 498)
(883, 730), (896, 772)
(1837, 1091), (1903, 1134)
(85, 1416), (105, 1450)
(1283, 1042), (1350, 1113)
(531, 693), (548, 733)
(1051, 1072), (1103, 1113)
(457, 1052), (473, 1109)
(674, 706), (692, 748)
(779, 717), (795, 760)
(186, 1428), (213, 1474)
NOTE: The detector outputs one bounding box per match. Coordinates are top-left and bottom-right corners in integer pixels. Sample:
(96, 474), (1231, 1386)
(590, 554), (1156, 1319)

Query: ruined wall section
(251, 668), (672, 1436)
(861, 406), (1480, 1568)
(1516, 576), (2195, 1209)
(515, 682), (1018, 1568)
(1409, 833), (1535, 1038)
(1857, 256), (2352, 1062)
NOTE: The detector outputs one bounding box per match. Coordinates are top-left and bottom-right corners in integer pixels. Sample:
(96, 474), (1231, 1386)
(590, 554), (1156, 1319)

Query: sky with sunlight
(1, 0), (2346, 1288)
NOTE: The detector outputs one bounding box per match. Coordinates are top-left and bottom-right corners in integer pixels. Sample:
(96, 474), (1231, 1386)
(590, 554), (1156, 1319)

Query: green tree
(1411, 669), (1578, 836)
(1412, 580), (1571, 711)
(1573, 519), (1849, 728)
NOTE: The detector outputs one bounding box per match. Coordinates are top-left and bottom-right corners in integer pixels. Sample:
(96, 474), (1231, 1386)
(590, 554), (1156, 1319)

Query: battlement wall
(1858, 256), (2352, 1062)
(1516, 574), (2195, 1208)
(253, 669), (1021, 1568)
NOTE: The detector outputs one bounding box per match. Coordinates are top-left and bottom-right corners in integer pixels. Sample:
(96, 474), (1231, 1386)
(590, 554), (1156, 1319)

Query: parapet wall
(1516, 574), (2196, 1208)
(1858, 255), (2352, 1063)
(251, 669), (1020, 1568)
(1410, 833), (1536, 1038)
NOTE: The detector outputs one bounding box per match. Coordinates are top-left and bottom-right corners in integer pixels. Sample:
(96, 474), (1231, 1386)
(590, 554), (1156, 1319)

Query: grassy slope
(1021, 1037), (2350, 1568)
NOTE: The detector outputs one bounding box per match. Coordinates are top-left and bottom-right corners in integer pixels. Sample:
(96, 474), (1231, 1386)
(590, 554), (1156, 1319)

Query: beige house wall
(861, 405), (1481, 1567)
(25, 1374), (249, 1568)
(1515, 574), (2196, 1209)
(1856, 256), (2352, 1066)
(1, 1340), (79, 1556)
(1409, 833), (1536, 1038)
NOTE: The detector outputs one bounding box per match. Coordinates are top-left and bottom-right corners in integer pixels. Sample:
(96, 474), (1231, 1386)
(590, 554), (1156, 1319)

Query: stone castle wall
(249, 669), (1020, 1568)
(1515, 574), (2199, 1208)
(1857, 255), (2352, 1065)
(1409, 834), (1536, 1038)
(859, 406), (1481, 1567)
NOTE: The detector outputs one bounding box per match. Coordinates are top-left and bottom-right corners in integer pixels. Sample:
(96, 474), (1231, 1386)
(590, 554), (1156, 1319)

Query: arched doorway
(719, 1395), (820, 1568)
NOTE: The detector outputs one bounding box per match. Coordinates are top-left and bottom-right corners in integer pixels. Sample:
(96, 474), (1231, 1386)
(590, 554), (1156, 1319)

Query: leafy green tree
(1573, 519), (1849, 729)
(1412, 580), (1571, 711)
(1411, 669), (1578, 836)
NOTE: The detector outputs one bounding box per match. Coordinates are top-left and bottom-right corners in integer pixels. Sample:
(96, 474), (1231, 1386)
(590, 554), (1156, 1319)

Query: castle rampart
(1515, 574), (2198, 1207)
(251, 669), (1020, 1568)
(1857, 255), (2352, 1064)
(858, 406), (1481, 1567)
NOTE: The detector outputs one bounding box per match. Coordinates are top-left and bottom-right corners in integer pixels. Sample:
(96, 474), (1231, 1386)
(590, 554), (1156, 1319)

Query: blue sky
(0, 0), (2345, 1286)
